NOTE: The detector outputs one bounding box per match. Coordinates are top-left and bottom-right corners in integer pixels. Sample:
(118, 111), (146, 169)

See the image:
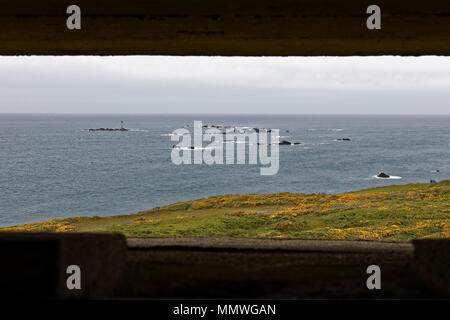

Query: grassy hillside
(2, 181), (449, 240)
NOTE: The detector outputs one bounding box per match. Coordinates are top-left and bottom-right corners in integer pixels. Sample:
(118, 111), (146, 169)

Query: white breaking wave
(372, 175), (402, 180)
(129, 129), (149, 132)
(161, 133), (188, 136)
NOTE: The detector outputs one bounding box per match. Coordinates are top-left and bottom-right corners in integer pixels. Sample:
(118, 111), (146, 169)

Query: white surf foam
(372, 175), (402, 180)
(161, 133), (188, 136)
(130, 129), (149, 132)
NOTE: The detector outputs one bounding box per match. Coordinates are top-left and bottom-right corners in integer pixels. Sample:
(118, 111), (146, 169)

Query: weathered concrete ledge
(0, 0), (449, 55)
(127, 237), (414, 254)
(0, 233), (448, 298)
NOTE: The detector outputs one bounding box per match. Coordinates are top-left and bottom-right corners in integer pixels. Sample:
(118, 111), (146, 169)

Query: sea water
(0, 114), (448, 227)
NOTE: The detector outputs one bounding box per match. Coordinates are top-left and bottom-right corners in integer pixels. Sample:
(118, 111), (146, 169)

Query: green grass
(2, 180), (449, 240)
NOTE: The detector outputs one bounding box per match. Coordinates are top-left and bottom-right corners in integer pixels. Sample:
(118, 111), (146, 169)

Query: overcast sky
(0, 56), (448, 114)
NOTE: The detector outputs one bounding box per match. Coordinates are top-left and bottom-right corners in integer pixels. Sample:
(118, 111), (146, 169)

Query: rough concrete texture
(121, 242), (426, 298)
(0, 0), (449, 55)
(1, 233), (448, 298)
(413, 240), (450, 296)
(0, 233), (127, 298)
(127, 237), (414, 254)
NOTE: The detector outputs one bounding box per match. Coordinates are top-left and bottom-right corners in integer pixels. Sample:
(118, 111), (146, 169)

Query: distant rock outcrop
(88, 121), (129, 132)
(377, 172), (390, 178)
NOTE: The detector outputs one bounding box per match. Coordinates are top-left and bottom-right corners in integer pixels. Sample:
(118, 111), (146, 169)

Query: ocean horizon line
(1, 113), (449, 117)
